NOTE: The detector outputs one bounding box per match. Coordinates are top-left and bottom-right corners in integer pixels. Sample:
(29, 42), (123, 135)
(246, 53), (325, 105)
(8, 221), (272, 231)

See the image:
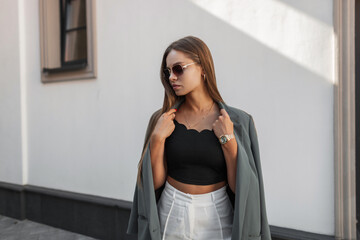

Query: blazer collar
(170, 97), (226, 111)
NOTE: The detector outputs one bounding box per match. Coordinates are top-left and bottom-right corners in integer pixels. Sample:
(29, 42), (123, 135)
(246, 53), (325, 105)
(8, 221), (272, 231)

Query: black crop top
(164, 119), (227, 185)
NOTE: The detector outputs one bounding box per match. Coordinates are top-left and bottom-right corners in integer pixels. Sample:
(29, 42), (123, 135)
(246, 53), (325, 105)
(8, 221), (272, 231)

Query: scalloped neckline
(174, 119), (213, 134)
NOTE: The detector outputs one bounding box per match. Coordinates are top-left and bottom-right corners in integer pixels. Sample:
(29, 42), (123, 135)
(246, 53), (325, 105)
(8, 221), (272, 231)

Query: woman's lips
(172, 85), (181, 90)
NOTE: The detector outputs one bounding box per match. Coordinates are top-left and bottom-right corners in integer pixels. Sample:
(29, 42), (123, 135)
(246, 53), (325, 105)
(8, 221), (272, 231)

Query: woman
(152, 36), (236, 240)
(127, 36), (271, 240)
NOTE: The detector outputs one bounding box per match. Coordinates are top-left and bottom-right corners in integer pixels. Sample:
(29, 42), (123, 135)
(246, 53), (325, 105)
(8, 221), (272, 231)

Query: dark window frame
(43, 0), (88, 73)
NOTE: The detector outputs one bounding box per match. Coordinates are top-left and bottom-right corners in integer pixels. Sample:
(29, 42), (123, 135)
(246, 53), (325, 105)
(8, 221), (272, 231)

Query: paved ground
(0, 215), (98, 240)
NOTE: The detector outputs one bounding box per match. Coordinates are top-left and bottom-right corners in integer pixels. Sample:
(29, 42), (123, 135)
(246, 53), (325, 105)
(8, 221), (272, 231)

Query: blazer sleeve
(249, 115), (272, 240)
(126, 112), (155, 236)
(126, 182), (138, 235)
(126, 109), (161, 237)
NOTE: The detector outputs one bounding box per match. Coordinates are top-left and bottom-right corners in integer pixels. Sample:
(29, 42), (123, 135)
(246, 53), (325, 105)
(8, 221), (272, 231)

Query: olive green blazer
(127, 98), (272, 240)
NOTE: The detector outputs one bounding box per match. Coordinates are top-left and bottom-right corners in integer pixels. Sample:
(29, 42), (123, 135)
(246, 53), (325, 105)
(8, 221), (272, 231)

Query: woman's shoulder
(224, 104), (257, 140)
(223, 103), (252, 125)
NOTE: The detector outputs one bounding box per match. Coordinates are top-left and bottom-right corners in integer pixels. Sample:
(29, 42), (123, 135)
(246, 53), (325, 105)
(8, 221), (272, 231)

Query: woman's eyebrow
(166, 61), (184, 68)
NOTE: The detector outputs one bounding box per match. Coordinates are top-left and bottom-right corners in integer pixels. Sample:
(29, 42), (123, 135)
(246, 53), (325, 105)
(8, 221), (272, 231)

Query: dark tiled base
(0, 181), (335, 240)
(0, 182), (136, 240)
(270, 225), (335, 240)
(0, 215), (96, 240)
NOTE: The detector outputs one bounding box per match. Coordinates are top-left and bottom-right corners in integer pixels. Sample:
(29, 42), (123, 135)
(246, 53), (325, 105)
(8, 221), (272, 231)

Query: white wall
(0, 0), (23, 184)
(0, 0), (335, 236)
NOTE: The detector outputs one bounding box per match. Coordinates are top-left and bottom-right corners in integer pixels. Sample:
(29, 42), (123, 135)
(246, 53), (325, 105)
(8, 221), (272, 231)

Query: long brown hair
(136, 36), (225, 188)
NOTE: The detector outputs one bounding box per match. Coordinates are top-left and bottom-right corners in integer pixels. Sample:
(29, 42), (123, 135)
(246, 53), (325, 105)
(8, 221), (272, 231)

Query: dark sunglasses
(163, 62), (196, 79)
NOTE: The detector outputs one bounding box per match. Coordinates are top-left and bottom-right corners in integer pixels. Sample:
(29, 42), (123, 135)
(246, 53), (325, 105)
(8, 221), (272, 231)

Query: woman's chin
(174, 90), (186, 96)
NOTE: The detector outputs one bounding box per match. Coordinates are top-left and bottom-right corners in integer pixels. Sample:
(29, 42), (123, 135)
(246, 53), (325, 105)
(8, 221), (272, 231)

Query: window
(39, 0), (97, 82)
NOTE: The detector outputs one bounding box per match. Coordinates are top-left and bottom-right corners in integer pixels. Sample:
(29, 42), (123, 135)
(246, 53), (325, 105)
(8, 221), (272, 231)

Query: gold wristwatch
(219, 134), (235, 145)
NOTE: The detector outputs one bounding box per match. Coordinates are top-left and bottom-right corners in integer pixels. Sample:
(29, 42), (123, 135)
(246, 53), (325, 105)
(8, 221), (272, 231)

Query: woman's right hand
(151, 109), (177, 142)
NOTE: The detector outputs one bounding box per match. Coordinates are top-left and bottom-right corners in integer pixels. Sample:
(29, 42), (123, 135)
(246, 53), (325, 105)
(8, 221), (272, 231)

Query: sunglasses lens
(173, 65), (183, 76)
(164, 64), (186, 79)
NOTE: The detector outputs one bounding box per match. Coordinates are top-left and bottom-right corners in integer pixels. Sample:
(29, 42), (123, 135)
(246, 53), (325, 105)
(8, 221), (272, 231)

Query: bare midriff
(166, 175), (227, 195)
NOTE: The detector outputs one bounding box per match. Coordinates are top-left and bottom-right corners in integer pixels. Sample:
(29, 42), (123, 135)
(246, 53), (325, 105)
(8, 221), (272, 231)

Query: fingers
(220, 108), (229, 118)
(165, 108), (177, 120)
(168, 108), (177, 114)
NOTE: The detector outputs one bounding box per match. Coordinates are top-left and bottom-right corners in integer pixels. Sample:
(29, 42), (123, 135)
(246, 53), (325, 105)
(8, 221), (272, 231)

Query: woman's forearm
(222, 139), (238, 193)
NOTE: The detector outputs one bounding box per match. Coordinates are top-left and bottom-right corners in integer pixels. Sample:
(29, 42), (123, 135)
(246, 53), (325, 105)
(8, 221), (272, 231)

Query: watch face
(220, 136), (227, 144)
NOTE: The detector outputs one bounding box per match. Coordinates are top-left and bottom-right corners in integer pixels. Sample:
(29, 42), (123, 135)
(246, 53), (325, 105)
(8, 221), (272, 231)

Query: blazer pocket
(138, 214), (147, 222)
(248, 233), (262, 240)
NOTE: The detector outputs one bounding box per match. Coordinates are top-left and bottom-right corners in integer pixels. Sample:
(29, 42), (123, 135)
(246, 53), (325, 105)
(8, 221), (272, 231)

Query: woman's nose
(169, 71), (177, 81)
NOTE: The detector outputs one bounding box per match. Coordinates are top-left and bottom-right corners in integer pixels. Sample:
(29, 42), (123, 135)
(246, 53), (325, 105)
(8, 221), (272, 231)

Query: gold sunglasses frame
(164, 62), (197, 78)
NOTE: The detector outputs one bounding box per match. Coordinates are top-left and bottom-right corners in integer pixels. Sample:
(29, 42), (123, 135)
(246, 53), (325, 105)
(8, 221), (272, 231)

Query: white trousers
(157, 180), (234, 240)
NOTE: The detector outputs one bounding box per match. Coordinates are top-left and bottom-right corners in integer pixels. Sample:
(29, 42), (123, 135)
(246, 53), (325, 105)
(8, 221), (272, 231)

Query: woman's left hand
(212, 109), (234, 138)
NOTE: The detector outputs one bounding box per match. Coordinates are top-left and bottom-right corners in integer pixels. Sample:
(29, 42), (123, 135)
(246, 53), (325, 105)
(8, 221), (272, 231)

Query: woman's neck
(183, 94), (214, 113)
